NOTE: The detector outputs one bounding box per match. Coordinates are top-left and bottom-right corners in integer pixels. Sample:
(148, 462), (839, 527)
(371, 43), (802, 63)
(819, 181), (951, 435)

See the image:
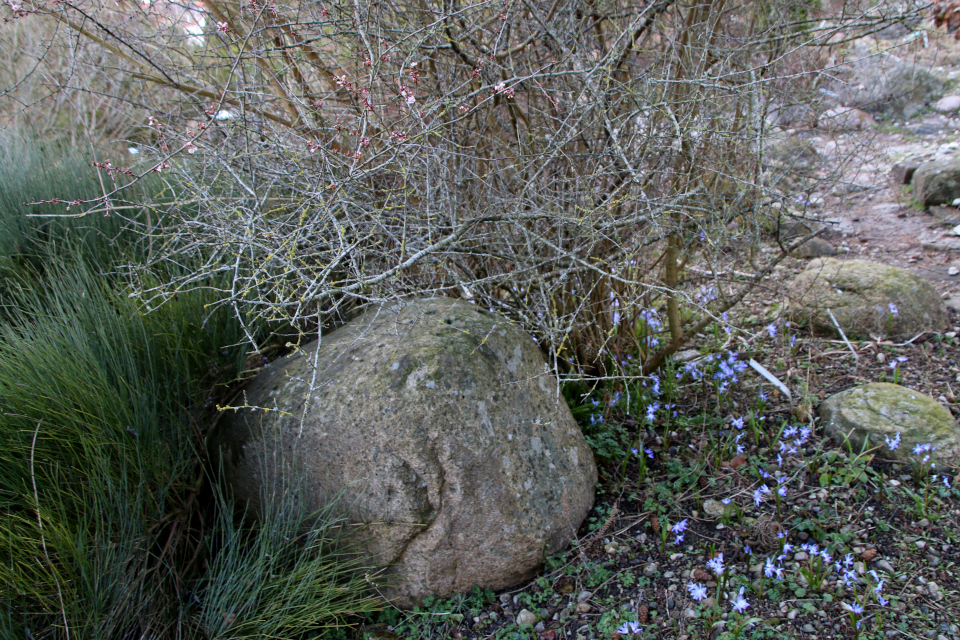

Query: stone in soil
(792, 237), (836, 259)
(891, 162), (920, 184)
(935, 95), (960, 113)
(517, 609), (537, 626)
(820, 383), (960, 468)
(914, 159), (960, 207)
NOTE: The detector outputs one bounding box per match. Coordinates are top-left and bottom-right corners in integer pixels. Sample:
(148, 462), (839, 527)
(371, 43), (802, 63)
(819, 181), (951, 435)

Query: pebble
(877, 559), (896, 574)
(604, 542), (619, 554)
(644, 562), (659, 577)
(703, 597), (716, 608)
(919, 519), (931, 528)
(794, 551), (809, 562)
(927, 554), (941, 567)
(534, 622), (545, 633)
(499, 594), (512, 606)
(667, 596), (676, 609)
(798, 531), (810, 541)
(576, 602), (592, 614)
(683, 608), (699, 619)
(577, 591), (592, 602)
(663, 571), (676, 579)
(916, 540), (927, 549)
(516, 609), (537, 626)
(950, 267), (960, 276)
(803, 624), (816, 633)
(635, 533), (648, 544)
(669, 553), (683, 562)
(928, 582), (943, 600)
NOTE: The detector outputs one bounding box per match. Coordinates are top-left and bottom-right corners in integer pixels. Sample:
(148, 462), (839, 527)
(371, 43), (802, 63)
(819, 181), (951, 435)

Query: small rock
(667, 596), (676, 609)
(877, 352), (887, 364)
(935, 95), (960, 113)
(644, 562), (659, 577)
(664, 571), (676, 579)
(669, 553), (683, 562)
(576, 602), (592, 614)
(683, 608), (699, 619)
(949, 267), (960, 276)
(792, 237), (836, 259)
(499, 594), (512, 606)
(928, 582), (943, 600)
(577, 591), (592, 602)
(803, 624), (817, 634)
(534, 622), (545, 633)
(517, 609), (537, 627)
(604, 542), (619, 554)
(916, 540), (927, 549)
(635, 533), (647, 544)
(703, 597), (716, 608)
(788, 609), (799, 620)
(926, 554), (941, 567)
(703, 499), (726, 518)
(794, 551), (809, 562)
(799, 531), (810, 541)
(892, 162), (921, 185)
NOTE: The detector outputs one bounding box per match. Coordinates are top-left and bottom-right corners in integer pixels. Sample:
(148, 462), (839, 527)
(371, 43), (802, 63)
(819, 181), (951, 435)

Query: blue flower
(687, 582), (708, 600)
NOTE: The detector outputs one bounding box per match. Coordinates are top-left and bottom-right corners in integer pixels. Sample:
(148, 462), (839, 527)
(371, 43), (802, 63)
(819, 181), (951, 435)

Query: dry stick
(827, 308), (859, 361)
(30, 422), (70, 640)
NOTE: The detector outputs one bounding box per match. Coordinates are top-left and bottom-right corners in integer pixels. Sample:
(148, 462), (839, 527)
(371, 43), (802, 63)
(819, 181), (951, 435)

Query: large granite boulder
(913, 160), (960, 207)
(213, 297), (597, 606)
(787, 258), (947, 339)
(820, 383), (960, 468)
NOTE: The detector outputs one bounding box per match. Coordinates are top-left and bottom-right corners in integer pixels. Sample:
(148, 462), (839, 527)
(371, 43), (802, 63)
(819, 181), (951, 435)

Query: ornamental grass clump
(0, 134), (381, 638)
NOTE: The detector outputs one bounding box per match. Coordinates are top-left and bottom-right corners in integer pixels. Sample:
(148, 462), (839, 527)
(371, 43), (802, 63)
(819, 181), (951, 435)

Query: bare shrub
(7, 0), (927, 377)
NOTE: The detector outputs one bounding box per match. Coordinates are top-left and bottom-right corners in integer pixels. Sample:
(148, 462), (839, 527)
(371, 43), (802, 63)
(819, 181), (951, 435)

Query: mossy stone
(787, 258), (947, 339)
(820, 382), (960, 467)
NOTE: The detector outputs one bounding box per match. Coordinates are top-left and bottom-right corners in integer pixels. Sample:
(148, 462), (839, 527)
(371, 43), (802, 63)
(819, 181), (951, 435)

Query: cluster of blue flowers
(777, 424), (812, 456)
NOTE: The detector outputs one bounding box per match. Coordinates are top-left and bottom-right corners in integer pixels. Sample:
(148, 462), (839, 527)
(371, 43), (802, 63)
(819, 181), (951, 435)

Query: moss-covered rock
(820, 383), (959, 467)
(787, 258), (947, 339)
(212, 297), (596, 606)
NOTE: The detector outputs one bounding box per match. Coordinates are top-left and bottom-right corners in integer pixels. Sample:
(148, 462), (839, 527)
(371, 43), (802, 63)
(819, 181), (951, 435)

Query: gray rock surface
(914, 160), (960, 207)
(787, 258), (947, 339)
(213, 297), (597, 606)
(833, 59), (944, 120)
(820, 383), (960, 467)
